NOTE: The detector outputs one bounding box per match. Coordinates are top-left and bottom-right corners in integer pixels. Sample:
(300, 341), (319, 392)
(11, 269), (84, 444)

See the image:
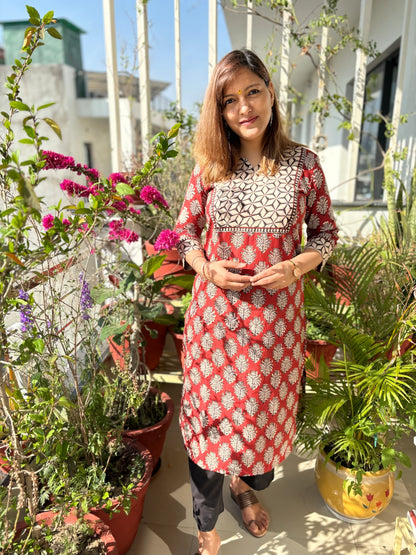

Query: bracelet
(200, 261), (209, 280)
(189, 254), (205, 268)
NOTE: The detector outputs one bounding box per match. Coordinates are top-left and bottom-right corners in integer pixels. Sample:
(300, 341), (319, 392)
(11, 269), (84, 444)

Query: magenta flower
(42, 150), (75, 169)
(62, 218), (71, 228)
(60, 179), (90, 197)
(154, 229), (179, 252)
(108, 219), (139, 243)
(42, 214), (55, 230)
(108, 172), (129, 187)
(140, 185), (169, 209)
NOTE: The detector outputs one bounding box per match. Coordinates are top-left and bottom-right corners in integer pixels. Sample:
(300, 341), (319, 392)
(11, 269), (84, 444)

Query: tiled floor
(127, 335), (416, 555)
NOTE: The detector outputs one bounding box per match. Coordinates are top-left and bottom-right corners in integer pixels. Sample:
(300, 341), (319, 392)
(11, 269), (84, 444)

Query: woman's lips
(240, 116), (257, 126)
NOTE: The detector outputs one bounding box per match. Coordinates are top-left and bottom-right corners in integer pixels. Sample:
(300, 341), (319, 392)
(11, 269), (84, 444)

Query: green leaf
(43, 117), (62, 139)
(166, 150), (178, 158)
(100, 322), (129, 341)
(10, 100), (30, 111)
(26, 5), (41, 23)
(163, 274), (195, 290)
(46, 27), (62, 40)
(141, 254), (165, 278)
(38, 101), (55, 110)
(33, 338), (45, 354)
(116, 183), (135, 196)
(167, 122), (181, 138)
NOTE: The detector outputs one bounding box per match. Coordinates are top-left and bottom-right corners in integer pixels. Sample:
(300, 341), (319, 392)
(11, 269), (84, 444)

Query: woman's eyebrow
(223, 81), (263, 99)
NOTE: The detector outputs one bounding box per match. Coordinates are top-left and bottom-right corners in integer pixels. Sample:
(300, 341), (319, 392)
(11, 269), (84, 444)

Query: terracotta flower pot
(107, 320), (168, 372)
(122, 389), (174, 475)
(144, 241), (195, 299)
(91, 442), (153, 555)
(315, 449), (394, 523)
(16, 510), (118, 554)
(305, 339), (338, 378)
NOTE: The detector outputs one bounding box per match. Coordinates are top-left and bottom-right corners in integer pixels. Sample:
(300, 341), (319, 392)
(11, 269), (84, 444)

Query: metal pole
(346, 0), (373, 202)
(174, 0), (182, 111)
(102, 0), (122, 171)
(246, 0), (253, 50)
(279, 5), (291, 122)
(137, 0), (151, 161)
(208, 0), (217, 80)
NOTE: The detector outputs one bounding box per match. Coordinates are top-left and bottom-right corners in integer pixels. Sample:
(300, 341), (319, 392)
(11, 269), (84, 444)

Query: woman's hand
(204, 260), (252, 291)
(249, 261), (297, 290)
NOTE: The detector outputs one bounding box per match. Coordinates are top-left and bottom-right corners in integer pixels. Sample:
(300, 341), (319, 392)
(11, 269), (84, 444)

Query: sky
(0, 0), (232, 115)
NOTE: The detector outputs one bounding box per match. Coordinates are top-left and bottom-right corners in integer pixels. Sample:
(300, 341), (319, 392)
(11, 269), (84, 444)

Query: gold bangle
(200, 261), (209, 280)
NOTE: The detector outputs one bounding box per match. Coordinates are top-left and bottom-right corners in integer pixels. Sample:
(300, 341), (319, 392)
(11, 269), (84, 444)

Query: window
(84, 143), (93, 169)
(355, 49), (399, 202)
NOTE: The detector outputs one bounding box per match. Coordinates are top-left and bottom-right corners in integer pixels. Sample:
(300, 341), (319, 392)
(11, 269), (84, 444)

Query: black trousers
(188, 457), (274, 532)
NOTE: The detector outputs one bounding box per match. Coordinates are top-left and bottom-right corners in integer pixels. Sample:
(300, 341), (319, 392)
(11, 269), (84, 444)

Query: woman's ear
(268, 81), (275, 103)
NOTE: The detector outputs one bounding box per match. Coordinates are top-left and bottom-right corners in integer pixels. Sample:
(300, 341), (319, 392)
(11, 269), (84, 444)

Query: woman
(174, 49), (338, 555)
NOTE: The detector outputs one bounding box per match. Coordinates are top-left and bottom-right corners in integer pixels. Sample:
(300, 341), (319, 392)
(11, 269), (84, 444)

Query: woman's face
(222, 67), (274, 151)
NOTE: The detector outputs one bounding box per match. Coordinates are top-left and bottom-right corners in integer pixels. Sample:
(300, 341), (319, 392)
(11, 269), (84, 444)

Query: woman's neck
(239, 146), (263, 168)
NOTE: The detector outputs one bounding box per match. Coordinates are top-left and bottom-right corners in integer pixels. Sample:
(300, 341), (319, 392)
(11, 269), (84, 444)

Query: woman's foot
(196, 528), (221, 555)
(230, 476), (269, 538)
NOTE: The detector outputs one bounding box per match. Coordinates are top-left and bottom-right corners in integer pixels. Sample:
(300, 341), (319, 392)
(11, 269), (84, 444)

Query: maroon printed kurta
(175, 146), (338, 476)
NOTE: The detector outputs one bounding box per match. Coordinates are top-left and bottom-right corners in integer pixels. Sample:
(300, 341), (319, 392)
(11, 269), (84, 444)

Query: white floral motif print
(247, 371), (262, 391)
(208, 427), (221, 444)
(230, 434), (244, 452)
(249, 317), (264, 336)
(225, 338), (238, 357)
(248, 344), (263, 363)
(200, 384), (210, 402)
(219, 418), (233, 436)
(215, 296), (228, 315)
(200, 359), (213, 377)
(256, 234), (271, 253)
(245, 397), (259, 416)
(262, 331), (275, 349)
(203, 306), (216, 325)
(200, 333), (213, 351)
(232, 408), (245, 426)
(251, 289), (265, 308)
(234, 381), (247, 400)
(255, 436), (266, 453)
(236, 328), (250, 346)
(228, 460), (242, 475)
(277, 291), (288, 310)
(231, 232), (245, 249)
(242, 449), (255, 468)
(260, 358), (274, 375)
(237, 302), (251, 320)
(208, 401), (222, 420)
(217, 241), (232, 259)
(241, 245), (256, 265)
(224, 365), (236, 383)
(269, 396), (280, 415)
(259, 384), (271, 403)
(243, 424), (257, 442)
(263, 305), (277, 323)
(212, 349), (225, 367)
(225, 312), (239, 331)
(221, 392), (235, 411)
(218, 443), (231, 461)
(213, 322), (226, 339)
(210, 374), (224, 393)
(205, 452), (219, 470)
(235, 355), (249, 373)
(256, 412), (268, 428)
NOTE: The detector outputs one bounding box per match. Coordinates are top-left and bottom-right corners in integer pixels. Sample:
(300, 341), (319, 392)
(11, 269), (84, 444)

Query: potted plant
(0, 7), (184, 552)
(296, 243), (416, 523)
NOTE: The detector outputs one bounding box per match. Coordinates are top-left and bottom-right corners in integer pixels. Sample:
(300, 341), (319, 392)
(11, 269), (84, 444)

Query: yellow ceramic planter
(315, 449), (394, 523)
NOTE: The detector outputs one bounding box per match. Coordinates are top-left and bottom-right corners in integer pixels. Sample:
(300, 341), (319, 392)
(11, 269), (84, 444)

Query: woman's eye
(224, 98), (235, 106)
(248, 89), (260, 96)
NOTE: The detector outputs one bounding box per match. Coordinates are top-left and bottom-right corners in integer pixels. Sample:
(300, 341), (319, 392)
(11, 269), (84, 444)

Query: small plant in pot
(296, 291), (416, 523)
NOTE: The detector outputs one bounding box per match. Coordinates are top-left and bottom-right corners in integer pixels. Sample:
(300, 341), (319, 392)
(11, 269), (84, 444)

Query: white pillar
(137, 0), (151, 161)
(312, 25), (328, 152)
(346, 0), (373, 202)
(279, 5), (291, 122)
(246, 0), (253, 50)
(389, 0), (412, 155)
(174, 0), (182, 111)
(102, 0), (122, 172)
(208, 0), (217, 80)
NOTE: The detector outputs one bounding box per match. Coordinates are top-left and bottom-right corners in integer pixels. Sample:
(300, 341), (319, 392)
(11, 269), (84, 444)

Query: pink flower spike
(154, 229), (179, 252)
(42, 214), (55, 230)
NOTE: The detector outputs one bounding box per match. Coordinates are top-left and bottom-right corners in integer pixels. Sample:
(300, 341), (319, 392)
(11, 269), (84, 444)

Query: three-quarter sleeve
(302, 152), (338, 264)
(174, 165), (208, 259)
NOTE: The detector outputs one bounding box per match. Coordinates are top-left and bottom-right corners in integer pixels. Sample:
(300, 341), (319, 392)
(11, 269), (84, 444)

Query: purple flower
(139, 185), (169, 209)
(79, 273), (93, 320)
(42, 214), (55, 230)
(154, 229), (179, 252)
(18, 289), (34, 333)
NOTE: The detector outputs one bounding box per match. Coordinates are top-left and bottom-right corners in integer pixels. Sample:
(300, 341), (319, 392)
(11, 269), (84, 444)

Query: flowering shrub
(0, 6), (192, 551)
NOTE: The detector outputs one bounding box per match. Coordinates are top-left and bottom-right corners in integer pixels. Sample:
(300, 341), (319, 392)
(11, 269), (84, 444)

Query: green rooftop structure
(0, 18), (86, 95)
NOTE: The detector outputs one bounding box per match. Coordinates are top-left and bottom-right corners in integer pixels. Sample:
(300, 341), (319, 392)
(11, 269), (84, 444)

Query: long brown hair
(194, 49), (297, 185)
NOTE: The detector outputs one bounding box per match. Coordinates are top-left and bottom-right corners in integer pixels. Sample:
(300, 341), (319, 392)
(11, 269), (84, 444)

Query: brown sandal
(231, 489), (269, 538)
